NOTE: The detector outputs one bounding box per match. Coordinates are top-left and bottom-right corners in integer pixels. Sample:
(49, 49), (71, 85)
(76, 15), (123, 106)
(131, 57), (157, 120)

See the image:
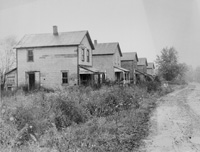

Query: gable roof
(93, 42), (122, 56)
(137, 58), (148, 66)
(147, 62), (155, 69)
(15, 30), (94, 49)
(121, 52), (138, 62)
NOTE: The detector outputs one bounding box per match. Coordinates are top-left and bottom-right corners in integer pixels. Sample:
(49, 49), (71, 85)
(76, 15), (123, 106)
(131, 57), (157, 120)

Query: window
(62, 71), (68, 84)
(27, 50), (33, 62)
(87, 49), (90, 62)
(81, 48), (85, 61)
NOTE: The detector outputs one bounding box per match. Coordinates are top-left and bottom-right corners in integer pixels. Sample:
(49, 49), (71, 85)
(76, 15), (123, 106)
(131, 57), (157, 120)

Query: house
(121, 52), (138, 84)
(15, 26), (103, 90)
(5, 68), (17, 91)
(92, 40), (130, 84)
(147, 62), (155, 76)
(136, 58), (148, 83)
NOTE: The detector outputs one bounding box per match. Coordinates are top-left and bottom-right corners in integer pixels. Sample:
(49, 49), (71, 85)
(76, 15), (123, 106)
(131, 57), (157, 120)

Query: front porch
(79, 66), (105, 86)
(114, 66), (130, 84)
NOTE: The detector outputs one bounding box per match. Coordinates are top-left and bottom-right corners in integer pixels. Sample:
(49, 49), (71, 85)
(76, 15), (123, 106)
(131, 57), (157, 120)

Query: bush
(53, 98), (86, 131)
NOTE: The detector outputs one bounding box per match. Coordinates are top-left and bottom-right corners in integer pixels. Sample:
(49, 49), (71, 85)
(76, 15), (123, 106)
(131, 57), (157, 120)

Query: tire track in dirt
(141, 84), (200, 152)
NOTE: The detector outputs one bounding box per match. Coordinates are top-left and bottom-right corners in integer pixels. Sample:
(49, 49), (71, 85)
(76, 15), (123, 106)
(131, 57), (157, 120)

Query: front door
(29, 73), (35, 90)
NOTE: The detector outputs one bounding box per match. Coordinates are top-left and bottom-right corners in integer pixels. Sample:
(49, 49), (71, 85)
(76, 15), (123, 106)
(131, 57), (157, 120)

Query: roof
(80, 66), (104, 74)
(137, 58), (148, 66)
(147, 62), (155, 69)
(5, 68), (17, 75)
(135, 69), (146, 75)
(15, 30), (94, 49)
(121, 52), (138, 62)
(93, 42), (122, 56)
(114, 66), (129, 72)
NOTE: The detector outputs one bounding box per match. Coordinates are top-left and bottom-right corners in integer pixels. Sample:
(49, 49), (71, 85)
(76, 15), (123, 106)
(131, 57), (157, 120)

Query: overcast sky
(0, 0), (200, 67)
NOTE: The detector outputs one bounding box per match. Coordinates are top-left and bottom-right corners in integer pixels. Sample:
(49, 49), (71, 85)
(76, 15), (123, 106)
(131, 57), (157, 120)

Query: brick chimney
(53, 26), (58, 35)
(94, 40), (97, 45)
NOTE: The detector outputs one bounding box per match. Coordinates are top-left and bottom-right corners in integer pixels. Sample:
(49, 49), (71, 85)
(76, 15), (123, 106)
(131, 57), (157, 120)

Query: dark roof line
(5, 68), (17, 75)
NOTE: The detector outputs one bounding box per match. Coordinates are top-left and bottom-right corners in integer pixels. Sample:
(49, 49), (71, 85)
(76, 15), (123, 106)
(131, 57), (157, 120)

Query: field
(0, 83), (173, 152)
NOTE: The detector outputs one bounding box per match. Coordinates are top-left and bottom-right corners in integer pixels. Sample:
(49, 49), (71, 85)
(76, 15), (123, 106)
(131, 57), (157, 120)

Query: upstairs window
(87, 49), (90, 62)
(62, 71), (68, 84)
(81, 48), (85, 61)
(27, 50), (33, 62)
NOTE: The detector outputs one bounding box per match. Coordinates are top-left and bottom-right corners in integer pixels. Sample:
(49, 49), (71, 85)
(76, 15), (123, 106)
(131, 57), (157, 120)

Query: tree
(156, 47), (187, 81)
(0, 36), (17, 89)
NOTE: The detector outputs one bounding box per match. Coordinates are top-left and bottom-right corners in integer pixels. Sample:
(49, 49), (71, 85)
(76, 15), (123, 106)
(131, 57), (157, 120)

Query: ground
(141, 83), (200, 152)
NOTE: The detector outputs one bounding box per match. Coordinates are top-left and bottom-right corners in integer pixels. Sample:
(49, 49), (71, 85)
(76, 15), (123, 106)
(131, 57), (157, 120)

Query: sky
(0, 0), (200, 67)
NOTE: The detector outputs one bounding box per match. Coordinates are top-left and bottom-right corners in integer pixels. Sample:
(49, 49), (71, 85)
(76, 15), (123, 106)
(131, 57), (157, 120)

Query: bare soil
(141, 83), (200, 152)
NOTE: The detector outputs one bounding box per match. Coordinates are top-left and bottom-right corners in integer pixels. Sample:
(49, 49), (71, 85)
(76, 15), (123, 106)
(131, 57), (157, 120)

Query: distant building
(136, 58), (148, 83)
(93, 40), (130, 84)
(5, 68), (17, 91)
(14, 26), (103, 90)
(147, 62), (155, 76)
(121, 52), (138, 84)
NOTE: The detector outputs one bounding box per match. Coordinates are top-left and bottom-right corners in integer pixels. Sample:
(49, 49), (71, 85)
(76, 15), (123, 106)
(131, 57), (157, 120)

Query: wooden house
(121, 52), (138, 84)
(147, 62), (155, 76)
(92, 40), (130, 84)
(15, 26), (103, 90)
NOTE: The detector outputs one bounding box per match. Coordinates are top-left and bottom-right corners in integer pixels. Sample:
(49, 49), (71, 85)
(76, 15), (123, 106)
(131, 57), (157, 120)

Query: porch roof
(135, 69), (146, 75)
(80, 66), (104, 74)
(114, 66), (129, 73)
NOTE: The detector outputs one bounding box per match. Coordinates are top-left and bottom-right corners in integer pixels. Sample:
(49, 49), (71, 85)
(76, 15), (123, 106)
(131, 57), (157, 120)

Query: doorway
(29, 73), (35, 90)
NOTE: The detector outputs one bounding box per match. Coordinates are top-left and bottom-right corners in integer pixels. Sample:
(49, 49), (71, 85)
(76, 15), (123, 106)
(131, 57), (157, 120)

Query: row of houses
(5, 26), (155, 91)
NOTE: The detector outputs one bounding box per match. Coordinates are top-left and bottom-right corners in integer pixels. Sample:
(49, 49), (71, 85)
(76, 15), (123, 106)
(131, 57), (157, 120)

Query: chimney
(53, 26), (58, 35)
(94, 40), (97, 45)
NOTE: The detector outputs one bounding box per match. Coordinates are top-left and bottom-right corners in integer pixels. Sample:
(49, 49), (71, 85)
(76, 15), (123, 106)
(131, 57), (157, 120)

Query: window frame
(61, 71), (69, 85)
(27, 50), (34, 62)
(86, 49), (90, 62)
(81, 48), (85, 62)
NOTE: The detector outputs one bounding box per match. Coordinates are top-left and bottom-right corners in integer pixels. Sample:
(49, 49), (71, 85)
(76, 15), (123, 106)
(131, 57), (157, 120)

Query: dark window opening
(81, 49), (85, 61)
(87, 49), (90, 62)
(62, 72), (68, 84)
(28, 50), (34, 62)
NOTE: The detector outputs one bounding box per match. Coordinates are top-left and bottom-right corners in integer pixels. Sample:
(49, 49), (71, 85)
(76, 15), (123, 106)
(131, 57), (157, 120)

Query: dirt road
(142, 83), (200, 152)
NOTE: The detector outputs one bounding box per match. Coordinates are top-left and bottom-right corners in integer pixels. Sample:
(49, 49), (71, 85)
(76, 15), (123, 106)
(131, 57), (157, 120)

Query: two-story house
(92, 40), (130, 84)
(15, 26), (103, 90)
(121, 52), (138, 84)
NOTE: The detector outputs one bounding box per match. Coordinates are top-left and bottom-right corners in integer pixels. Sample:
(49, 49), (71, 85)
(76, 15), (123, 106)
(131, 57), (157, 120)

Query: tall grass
(0, 84), (172, 152)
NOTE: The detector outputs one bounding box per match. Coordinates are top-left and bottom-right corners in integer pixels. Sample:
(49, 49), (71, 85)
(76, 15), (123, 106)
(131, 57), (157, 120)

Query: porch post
(123, 71), (125, 85)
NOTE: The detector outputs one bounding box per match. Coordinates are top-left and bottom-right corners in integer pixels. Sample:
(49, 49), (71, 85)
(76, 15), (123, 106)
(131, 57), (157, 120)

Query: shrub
(52, 98), (86, 131)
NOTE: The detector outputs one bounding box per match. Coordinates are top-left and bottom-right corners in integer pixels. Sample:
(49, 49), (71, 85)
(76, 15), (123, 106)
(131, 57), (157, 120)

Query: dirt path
(141, 83), (200, 152)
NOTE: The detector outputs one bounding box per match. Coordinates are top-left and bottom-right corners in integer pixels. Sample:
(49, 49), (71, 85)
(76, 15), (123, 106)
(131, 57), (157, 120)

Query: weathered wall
(92, 55), (115, 80)
(121, 60), (138, 83)
(113, 47), (121, 67)
(17, 46), (78, 89)
(137, 65), (147, 73)
(147, 68), (154, 75)
(79, 35), (93, 67)
(5, 70), (17, 90)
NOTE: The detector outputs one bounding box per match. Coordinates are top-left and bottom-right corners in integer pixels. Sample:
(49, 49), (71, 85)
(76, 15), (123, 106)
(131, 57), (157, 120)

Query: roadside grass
(0, 83), (173, 152)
